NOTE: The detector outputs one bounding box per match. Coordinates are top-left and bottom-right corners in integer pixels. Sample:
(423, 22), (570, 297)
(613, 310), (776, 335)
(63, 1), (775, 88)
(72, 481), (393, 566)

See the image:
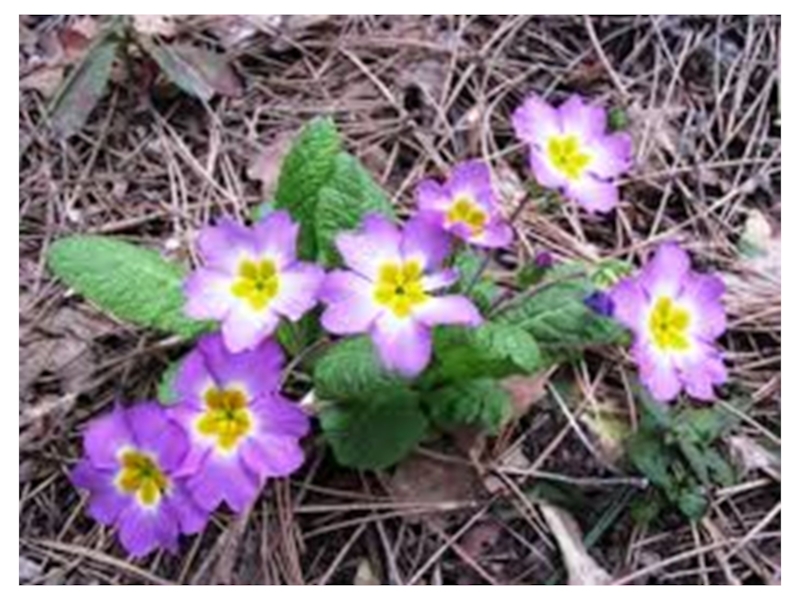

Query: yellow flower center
(231, 259), (280, 311)
(116, 450), (169, 507)
(196, 387), (253, 452)
(446, 195), (488, 236)
(547, 135), (591, 180)
(373, 261), (429, 318)
(648, 296), (691, 352)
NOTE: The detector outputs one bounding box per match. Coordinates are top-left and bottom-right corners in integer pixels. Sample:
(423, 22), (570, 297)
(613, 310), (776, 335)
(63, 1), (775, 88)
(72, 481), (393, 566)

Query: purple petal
(117, 502), (180, 557)
(336, 214), (402, 280)
(564, 175), (619, 213)
(558, 95), (608, 141)
(512, 93), (562, 149)
(252, 394), (311, 439)
(401, 216), (451, 269)
(83, 406), (133, 469)
(197, 217), (255, 272)
(680, 273), (727, 341)
(639, 242), (692, 300)
(241, 434), (305, 479)
(371, 314), (432, 377)
(473, 220), (514, 248)
(197, 332), (284, 398)
(251, 210), (299, 269)
(634, 343), (682, 402)
(529, 148), (568, 189)
(71, 460), (129, 526)
(679, 348), (727, 400)
(587, 132), (633, 179)
(165, 485), (209, 535)
(447, 160), (493, 199)
(220, 305), (281, 353)
(186, 455), (260, 513)
(126, 404), (189, 473)
(271, 262), (324, 321)
(421, 268), (459, 292)
(320, 270), (382, 334)
(609, 278), (648, 330)
(173, 345), (215, 410)
(183, 268), (236, 321)
(414, 296), (483, 328)
(415, 178), (450, 213)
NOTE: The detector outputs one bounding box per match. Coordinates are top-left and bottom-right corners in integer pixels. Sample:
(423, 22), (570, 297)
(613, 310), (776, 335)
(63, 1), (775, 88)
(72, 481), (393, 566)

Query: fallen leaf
(579, 405), (630, 464)
(133, 15), (178, 38)
(246, 131), (295, 195)
(729, 435), (781, 481)
(389, 453), (481, 526)
(501, 372), (551, 419)
(20, 67), (65, 98)
(739, 209), (780, 282)
(353, 559), (381, 585)
(540, 503), (612, 585)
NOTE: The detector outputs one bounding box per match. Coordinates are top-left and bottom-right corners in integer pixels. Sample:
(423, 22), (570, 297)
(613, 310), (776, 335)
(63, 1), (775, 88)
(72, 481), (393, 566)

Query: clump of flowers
(168, 333), (309, 513)
(184, 211), (325, 352)
(71, 404), (208, 557)
(609, 243), (727, 402)
(415, 159), (514, 248)
(512, 94), (632, 213)
(319, 214), (482, 377)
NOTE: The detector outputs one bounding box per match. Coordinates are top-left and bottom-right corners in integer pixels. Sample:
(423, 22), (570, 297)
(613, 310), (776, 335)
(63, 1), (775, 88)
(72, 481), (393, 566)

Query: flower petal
(127, 404), (189, 473)
(512, 93), (562, 149)
(251, 210), (299, 269)
(71, 460), (130, 526)
(336, 214), (402, 280)
(447, 159), (493, 198)
(117, 502), (180, 557)
(639, 242), (692, 300)
(401, 215), (451, 269)
(371, 314), (432, 377)
(271, 262), (324, 321)
(473, 220), (514, 248)
(197, 217), (255, 272)
(165, 486), (209, 535)
(183, 268), (236, 321)
(253, 394), (311, 439)
(558, 95), (608, 141)
(414, 295), (483, 328)
(421, 268), (459, 292)
(186, 455), (259, 513)
(564, 175), (619, 213)
(609, 278), (648, 331)
(83, 406), (134, 469)
(678, 347), (727, 400)
(680, 273), (727, 341)
(634, 343), (682, 402)
(220, 305), (281, 353)
(241, 434), (305, 480)
(416, 178), (450, 213)
(587, 132), (633, 179)
(319, 270), (383, 334)
(528, 148), (568, 188)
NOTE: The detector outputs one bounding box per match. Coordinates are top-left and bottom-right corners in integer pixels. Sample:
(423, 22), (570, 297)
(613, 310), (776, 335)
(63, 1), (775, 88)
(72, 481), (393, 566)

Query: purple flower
(70, 404), (208, 558)
(512, 94), (632, 213)
(319, 214), (483, 377)
(609, 243), (727, 402)
(168, 333), (310, 513)
(184, 211), (325, 353)
(416, 160), (514, 248)
(584, 290), (615, 317)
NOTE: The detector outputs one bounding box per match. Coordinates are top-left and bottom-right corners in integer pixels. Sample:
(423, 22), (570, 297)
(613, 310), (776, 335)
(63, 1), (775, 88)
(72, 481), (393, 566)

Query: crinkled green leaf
(319, 391), (428, 469)
(496, 272), (626, 360)
(140, 39), (242, 100)
(452, 248), (500, 312)
(48, 30), (119, 138)
(677, 487), (708, 521)
(315, 152), (394, 265)
(274, 118), (342, 258)
(424, 378), (511, 433)
(626, 431), (672, 490)
(47, 235), (209, 338)
(426, 322), (542, 385)
(314, 336), (408, 401)
(157, 360), (182, 405)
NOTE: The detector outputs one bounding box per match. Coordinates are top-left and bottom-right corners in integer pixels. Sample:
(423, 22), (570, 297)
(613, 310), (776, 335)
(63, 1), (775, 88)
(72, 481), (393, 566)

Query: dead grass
(19, 15), (780, 584)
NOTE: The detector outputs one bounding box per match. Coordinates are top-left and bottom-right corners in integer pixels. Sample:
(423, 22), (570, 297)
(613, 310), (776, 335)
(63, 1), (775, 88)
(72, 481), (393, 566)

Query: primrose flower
(71, 404), (208, 557)
(169, 333), (310, 513)
(609, 243), (727, 402)
(320, 214), (483, 377)
(184, 211), (325, 353)
(415, 160), (514, 248)
(512, 93), (632, 213)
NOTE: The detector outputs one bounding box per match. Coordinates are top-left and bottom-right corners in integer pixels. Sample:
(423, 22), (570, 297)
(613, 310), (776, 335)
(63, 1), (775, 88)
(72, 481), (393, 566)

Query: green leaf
(705, 448), (736, 487)
(674, 405), (740, 445)
(319, 392), (428, 469)
(315, 152), (394, 265)
(496, 272), (626, 360)
(47, 236), (209, 338)
(274, 118), (342, 258)
(452, 248), (501, 313)
(48, 29), (119, 138)
(427, 322), (542, 385)
(607, 107), (629, 131)
(677, 437), (710, 485)
(424, 378), (511, 433)
(140, 39), (242, 100)
(314, 336), (408, 401)
(677, 487), (708, 521)
(626, 430), (672, 489)
(157, 360), (182, 405)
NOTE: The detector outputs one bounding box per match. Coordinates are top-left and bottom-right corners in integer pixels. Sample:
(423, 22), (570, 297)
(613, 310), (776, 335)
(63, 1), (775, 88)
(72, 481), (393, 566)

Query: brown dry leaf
(729, 435), (781, 481)
(20, 67), (65, 98)
(579, 404), (630, 464)
(246, 131), (295, 195)
(540, 503), (612, 585)
(740, 209), (780, 283)
(389, 453), (481, 526)
(133, 15), (178, 38)
(207, 15), (331, 49)
(353, 559), (381, 585)
(502, 372), (550, 418)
